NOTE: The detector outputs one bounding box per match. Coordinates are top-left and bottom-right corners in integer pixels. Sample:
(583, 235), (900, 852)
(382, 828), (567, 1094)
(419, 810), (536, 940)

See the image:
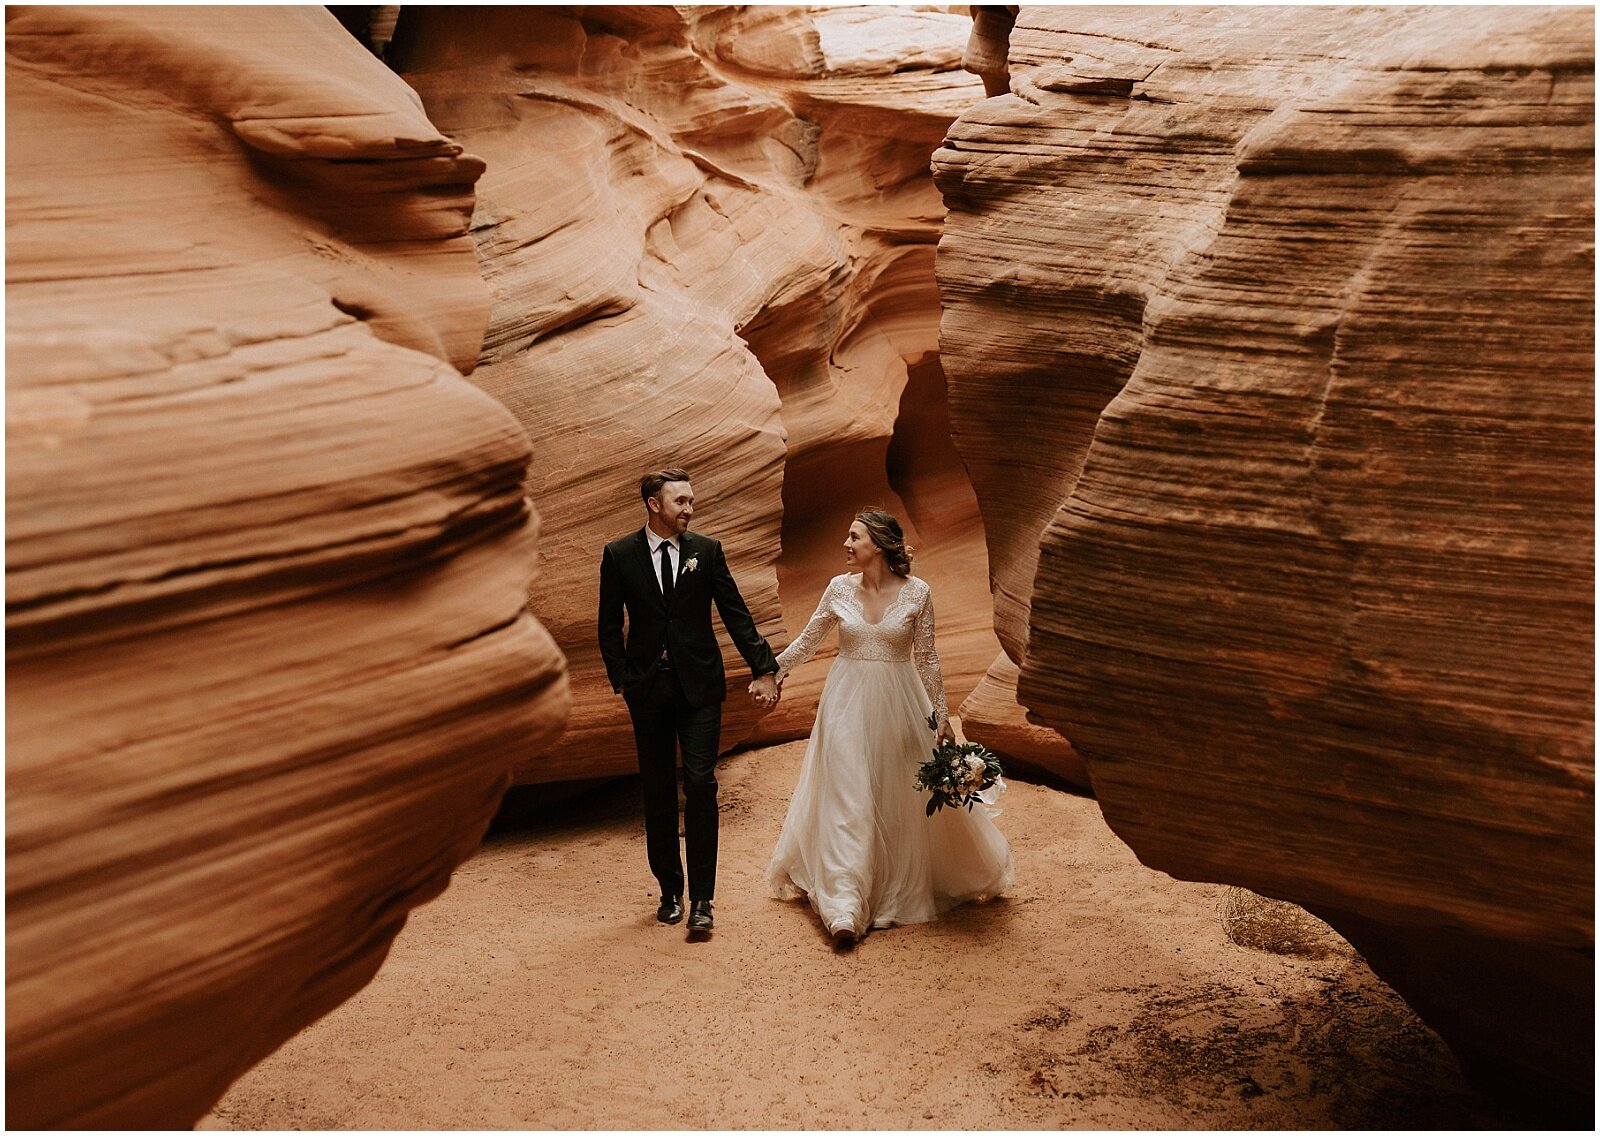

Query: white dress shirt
(644, 526), (680, 594)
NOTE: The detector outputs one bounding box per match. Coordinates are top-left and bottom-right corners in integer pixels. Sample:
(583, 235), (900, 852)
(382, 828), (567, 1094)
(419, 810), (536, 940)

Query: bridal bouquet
(915, 713), (1004, 816)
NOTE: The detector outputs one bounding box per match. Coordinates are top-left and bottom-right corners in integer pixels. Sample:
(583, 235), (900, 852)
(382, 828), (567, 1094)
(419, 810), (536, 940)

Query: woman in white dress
(766, 509), (1014, 943)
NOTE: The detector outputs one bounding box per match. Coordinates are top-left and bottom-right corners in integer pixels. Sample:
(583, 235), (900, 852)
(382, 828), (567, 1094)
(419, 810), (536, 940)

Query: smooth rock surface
(960, 652), (1087, 789)
(6, 8), (568, 1128)
(391, 6), (995, 782)
(936, 4), (1593, 1109)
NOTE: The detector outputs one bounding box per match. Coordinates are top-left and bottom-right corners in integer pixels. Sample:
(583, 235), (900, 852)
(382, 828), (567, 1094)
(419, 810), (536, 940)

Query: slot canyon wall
(6, 7), (568, 1128)
(935, 4), (1594, 1110)
(387, 5), (999, 783)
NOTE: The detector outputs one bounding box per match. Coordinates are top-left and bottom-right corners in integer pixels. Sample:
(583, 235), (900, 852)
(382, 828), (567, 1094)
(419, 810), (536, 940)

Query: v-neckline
(852, 575), (910, 626)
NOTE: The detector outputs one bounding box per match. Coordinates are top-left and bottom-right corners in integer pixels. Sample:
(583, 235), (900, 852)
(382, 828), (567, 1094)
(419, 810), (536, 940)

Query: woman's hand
(935, 719), (957, 747)
(749, 672), (781, 709)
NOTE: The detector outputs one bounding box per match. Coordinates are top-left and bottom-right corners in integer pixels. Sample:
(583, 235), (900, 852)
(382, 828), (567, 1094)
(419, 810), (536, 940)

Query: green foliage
(914, 714), (1004, 814)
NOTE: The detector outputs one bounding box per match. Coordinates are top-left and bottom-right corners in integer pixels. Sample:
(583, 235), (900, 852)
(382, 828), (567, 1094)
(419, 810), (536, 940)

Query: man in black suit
(598, 468), (781, 932)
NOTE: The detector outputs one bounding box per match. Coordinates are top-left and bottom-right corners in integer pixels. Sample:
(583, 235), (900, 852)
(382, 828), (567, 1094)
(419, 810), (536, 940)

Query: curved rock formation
(936, 5), (1594, 1109)
(6, 8), (568, 1128)
(392, 6), (996, 782)
(959, 654), (1087, 788)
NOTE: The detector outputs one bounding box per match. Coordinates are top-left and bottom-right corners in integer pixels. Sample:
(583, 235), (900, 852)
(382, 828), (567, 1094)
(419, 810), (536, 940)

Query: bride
(766, 509), (1014, 943)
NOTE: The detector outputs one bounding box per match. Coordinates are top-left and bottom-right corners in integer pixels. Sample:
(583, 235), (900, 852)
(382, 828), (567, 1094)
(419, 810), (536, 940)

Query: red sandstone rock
(391, 7), (996, 782)
(961, 653), (1087, 789)
(5, 8), (568, 1128)
(936, 5), (1593, 1108)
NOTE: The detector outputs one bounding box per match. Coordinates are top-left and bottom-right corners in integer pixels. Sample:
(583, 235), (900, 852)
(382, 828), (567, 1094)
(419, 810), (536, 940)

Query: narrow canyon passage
(759, 343), (1002, 750)
(8, 7), (1588, 1127)
(202, 739), (1518, 1131)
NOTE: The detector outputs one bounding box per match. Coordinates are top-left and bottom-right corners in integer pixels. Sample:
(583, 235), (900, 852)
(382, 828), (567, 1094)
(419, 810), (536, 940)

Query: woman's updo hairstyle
(855, 508), (913, 577)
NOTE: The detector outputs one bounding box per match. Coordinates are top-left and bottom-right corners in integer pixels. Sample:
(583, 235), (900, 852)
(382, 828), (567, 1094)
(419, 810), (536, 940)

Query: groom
(598, 469), (781, 932)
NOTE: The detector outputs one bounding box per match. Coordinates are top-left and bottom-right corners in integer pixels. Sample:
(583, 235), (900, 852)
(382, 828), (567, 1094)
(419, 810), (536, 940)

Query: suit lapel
(634, 530), (668, 613)
(668, 532), (693, 613)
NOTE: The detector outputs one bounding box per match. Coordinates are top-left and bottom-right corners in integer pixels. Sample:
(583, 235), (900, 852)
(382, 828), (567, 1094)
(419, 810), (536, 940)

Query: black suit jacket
(598, 528), (778, 707)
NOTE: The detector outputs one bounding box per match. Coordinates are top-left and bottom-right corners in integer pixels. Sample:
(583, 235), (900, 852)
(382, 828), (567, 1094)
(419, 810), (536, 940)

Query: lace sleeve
(912, 581), (950, 724)
(775, 577), (842, 672)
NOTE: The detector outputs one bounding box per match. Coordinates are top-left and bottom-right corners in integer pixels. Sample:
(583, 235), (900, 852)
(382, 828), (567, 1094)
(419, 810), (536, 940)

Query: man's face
(650, 480), (694, 533)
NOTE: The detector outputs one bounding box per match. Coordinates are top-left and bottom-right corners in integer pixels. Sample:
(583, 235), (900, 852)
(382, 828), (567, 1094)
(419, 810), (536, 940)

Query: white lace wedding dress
(766, 574), (1014, 938)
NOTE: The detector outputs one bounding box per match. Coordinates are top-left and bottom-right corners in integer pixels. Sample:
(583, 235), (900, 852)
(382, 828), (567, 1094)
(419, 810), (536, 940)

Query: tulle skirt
(766, 657), (1015, 937)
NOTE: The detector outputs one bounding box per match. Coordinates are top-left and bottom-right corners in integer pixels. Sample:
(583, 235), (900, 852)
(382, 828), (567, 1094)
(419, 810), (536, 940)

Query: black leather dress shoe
(657, 895), (684, 924)
(687, 900), (714, 931)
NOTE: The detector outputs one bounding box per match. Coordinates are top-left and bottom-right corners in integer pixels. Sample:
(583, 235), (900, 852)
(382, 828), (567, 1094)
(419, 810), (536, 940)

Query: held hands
(749, 671), (782, 711)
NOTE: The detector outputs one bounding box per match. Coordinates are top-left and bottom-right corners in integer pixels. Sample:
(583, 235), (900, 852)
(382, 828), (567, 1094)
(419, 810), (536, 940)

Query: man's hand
(935, 718), (957, 747)
(749, 672), (781, 710)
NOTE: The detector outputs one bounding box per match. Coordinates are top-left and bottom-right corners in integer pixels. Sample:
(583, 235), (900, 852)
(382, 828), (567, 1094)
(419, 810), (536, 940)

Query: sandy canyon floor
(203, 736), (1523, 1130)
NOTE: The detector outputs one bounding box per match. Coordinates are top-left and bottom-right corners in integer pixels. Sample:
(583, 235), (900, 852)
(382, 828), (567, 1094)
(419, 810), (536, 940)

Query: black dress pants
(626, 666), (722, 901)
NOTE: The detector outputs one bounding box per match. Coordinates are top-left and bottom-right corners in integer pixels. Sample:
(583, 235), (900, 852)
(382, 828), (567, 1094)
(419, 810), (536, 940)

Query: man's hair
(640, 468), (691, 505)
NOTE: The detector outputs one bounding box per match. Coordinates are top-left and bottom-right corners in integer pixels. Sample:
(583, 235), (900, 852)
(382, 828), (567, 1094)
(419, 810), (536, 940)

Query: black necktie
(659, 541), (675, 605)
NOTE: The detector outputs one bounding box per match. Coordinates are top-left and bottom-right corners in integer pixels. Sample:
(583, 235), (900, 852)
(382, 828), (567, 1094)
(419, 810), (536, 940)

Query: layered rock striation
(392, 6), (995, 782)
(6, 8), (568, 1127)
(936, 4), (1593, 1108)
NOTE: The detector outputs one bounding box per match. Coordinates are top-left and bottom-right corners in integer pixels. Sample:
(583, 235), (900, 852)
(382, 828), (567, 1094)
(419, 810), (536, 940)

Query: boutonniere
(683, 556), (700, 574)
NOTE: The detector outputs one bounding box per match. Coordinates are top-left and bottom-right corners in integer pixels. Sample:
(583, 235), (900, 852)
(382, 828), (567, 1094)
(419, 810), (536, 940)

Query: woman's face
(843, 521), (881, 569)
